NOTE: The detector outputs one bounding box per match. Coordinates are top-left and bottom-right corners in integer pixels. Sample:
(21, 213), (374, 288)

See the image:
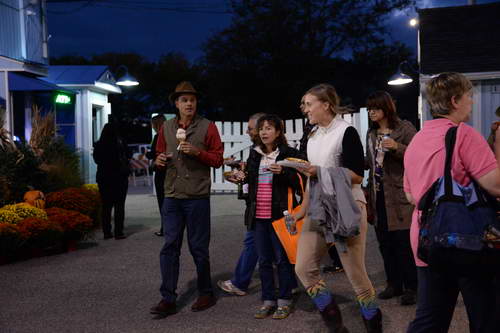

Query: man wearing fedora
(150, 81), (223, 317)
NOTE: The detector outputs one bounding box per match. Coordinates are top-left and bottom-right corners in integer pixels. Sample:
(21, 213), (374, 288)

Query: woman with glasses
(365, 91), (418, 306)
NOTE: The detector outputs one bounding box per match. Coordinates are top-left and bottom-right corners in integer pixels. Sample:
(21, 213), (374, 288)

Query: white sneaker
(217, 280), (247, 296)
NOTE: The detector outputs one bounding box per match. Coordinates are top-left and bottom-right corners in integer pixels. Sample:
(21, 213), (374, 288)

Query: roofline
(417, 2), (499, 14)
(55, 82), (122, 94)
(0, 56), (48, 76)
(420, 71), (500, 83)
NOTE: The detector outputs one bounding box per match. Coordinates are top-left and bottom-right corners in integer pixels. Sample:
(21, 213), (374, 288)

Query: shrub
(0, 142), (46, 206)
(82, 184), (99, 193)
(46, 207), (93, 240)
(0, 203), (48, 221)
(46, 188), (95, 217)
(0, 209), (23, 224)
(38, 138), (83, 192)
(16, 217), (63, 248)
(0, 223), (24, 257)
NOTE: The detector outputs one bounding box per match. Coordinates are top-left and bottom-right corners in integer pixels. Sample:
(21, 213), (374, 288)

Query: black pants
(98, 177), (128, 236)
(375, 189), (417, 291)
(407, 267), (496, 333)
(154, 170), (166, 232)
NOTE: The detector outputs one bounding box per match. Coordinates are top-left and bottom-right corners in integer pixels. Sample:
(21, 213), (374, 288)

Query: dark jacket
(366, 119), (416, 231)
(93, 138), (130, 184)
(245, 144), (306, 230)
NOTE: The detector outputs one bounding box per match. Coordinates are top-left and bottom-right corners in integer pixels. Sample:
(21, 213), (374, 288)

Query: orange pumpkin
(24, 190), (46, 209)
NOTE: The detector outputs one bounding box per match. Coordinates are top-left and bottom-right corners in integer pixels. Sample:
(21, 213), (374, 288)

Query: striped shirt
(254, 146), (279, 219)
(255, 166), (273, 218)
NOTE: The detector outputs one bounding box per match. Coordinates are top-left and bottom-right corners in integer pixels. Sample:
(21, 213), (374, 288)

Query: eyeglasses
(367, 109), (382, 113)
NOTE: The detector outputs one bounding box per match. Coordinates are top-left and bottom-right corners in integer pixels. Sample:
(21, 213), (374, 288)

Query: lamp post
(115, 65), (139, 87)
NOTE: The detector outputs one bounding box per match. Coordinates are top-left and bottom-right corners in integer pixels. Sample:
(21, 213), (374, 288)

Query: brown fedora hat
(169, 81), (200, 104)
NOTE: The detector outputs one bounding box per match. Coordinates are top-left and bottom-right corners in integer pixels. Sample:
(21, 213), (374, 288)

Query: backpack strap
(443, 126), (458, 198)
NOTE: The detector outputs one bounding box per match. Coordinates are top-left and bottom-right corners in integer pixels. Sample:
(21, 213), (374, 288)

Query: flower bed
(46, 188), (95, 216)
(0, 184), (101, 264)
(46, 207), (93, 241)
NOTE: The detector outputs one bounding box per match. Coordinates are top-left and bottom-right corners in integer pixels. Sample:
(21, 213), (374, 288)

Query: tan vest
(163, 115), (211, 199)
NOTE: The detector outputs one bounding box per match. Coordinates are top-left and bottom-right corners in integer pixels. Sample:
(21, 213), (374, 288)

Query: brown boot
(321, 300), (349, 333)
(191, 294), (217, 312)
(362, 308), (382, 333)
(150, 300), (177, 317)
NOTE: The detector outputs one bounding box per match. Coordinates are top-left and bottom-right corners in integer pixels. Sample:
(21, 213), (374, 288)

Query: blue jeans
(254, 218), (295, 302)
(407, 267), (496, 333)
(159, 198), (213, 302)
(231, 230), (259, 291)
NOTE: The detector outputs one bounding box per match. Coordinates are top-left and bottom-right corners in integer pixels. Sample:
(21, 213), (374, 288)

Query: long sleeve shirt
(155, 120), (224, 168)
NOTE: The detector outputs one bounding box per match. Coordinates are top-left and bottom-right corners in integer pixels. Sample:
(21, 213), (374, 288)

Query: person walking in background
(217, 112), (265, 296)
(150, 81), (223, 318)
(365, 91), (417, 306)
(146, 114), (167, 237)
(244, 114), (304, 320)
(294, 84), (382, 333)
(404, 72), (500, 332)
(93, 122), (130, 240)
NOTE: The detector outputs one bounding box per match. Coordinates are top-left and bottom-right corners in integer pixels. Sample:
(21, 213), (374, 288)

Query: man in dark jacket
(217, 112), (265, 296)
(150, 82), (223, 318)
(146, 114), (166, 237)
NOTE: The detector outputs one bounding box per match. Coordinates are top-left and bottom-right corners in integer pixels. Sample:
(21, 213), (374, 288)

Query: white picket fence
(212, 110), (368, 192)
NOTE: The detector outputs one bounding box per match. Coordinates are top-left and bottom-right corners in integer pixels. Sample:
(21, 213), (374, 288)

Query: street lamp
(409, 18), (418, 27)
(116, 65), (139, 87)
(388, 61), (414, 86)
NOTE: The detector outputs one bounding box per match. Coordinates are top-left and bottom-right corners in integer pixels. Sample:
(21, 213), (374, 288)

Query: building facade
(418, 2), (500, 138)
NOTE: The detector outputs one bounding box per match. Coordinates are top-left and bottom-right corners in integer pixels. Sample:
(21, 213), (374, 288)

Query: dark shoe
(150, 300), (176, 316)
(103, 233), (113, 240)
(154, 231), (164, 237)
(115, 234), (127, 240)
(191, 295), (217, 312)
(400, 289), (416, 306)
(362, 308), (382, 333)
(377, 285), (403, 300)
(321, 300), (349, 333)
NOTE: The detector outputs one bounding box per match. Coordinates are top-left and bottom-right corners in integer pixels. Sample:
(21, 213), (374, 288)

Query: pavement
(0, 181), (469, 333)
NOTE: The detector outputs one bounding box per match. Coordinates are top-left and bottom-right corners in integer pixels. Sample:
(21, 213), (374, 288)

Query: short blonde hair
(426, 72), (472, 117)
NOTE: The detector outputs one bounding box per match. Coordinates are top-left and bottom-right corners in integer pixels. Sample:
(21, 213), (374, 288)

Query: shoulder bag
(417, 126), (500, 270)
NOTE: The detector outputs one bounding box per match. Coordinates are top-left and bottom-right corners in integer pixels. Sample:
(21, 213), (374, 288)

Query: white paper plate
(277, 160), (309, 169)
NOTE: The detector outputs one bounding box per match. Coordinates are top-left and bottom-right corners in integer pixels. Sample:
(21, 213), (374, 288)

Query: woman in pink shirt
(404, 72), (500, 333)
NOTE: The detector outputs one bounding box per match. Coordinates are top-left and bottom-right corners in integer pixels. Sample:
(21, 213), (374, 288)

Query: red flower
(45, 207), (93, 235)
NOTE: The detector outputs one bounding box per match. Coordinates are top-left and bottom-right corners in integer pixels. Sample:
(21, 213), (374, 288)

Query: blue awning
(8, 72), (75, 93)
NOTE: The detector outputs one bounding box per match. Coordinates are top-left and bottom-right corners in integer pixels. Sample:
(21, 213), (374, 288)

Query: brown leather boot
(191, 294), (217, 312)
(320, 300), (349, 333)
(150, 300), (177, 316)
(362, 308), (382, 333)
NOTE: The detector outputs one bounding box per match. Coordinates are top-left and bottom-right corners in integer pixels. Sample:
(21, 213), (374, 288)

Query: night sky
(46, 0), (500, 63)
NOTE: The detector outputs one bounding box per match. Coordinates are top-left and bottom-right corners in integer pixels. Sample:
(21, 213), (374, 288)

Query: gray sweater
(308, 167), (361, 251)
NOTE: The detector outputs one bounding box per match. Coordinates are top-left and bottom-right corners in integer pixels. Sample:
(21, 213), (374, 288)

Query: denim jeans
(407, 267), (496, 333)
(254, 218), (295, 302)
(231, 230), (259, 291)
(159, 198), (213, 302)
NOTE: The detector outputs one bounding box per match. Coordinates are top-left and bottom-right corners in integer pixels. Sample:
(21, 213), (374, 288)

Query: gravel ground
(0, 184), (469, 333)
